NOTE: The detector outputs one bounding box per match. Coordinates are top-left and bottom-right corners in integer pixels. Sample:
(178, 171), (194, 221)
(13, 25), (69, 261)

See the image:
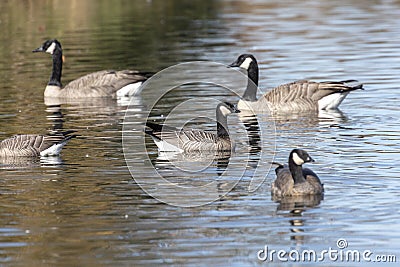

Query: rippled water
(0, 0), (399, 265)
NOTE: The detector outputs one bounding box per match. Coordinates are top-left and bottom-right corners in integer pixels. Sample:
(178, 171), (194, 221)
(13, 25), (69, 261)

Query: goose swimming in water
(33, 39), (148, 98)
(145, 102), (240, 152)
(229, 54), (363, 112)
(271, 149), (324, 197)
(0, 131), (75, 157)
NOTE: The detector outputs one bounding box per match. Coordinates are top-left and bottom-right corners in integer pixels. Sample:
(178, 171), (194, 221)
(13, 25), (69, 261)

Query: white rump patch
(116, 81), (143, 97)
(46, 42), (57, 54)
(292, 152), (304, 165)
(219, 105), (232, 117)
(239, 57), (253, 70)
(318, 92), (349, 110)
(40, 143), (65, 156)
(152, 136), (183, 152)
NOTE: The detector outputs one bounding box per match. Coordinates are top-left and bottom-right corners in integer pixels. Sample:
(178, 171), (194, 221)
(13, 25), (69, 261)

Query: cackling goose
(271, 149), (324, 197)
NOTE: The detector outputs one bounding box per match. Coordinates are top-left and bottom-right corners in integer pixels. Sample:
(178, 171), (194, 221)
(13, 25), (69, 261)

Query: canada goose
(0, 131), (75, 157)
(229, 54), (363, 112)
(33, 39), (148, 98)
(271, 149), (324, 197)
(145, 102), (240, 152)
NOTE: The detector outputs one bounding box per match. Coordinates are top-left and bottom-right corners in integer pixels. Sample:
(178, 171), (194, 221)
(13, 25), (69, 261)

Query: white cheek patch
(292, 152), (304, 165)
(219, 105), (232, 116)
(239, 57), (253, 70)
(45, 42), (57, 54)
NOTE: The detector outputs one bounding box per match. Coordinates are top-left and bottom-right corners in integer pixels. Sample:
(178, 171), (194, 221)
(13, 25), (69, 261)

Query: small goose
(0, 131), (75, 157)
(271, 149), (324, 197)
(229, 54), (363, 112)
(145, 102), (240, 152)
(33, 39), (148, 98)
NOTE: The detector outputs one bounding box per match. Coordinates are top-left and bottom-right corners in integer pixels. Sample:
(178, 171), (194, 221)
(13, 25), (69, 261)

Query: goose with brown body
(145, 102), (240, 152)
(33, 39), (148, 98)
(0, 131), (75, 157)
(229, 54), (363, 112)
(272, 149), (324, 197)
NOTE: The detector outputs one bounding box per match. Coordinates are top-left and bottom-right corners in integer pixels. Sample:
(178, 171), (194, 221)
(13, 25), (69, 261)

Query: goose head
(218, 102), (241, 116)
(290, 149), (315, 166)
(229, 54), (259, 97)
(33, 39), (62, 55)
(229, 54), (258, 71)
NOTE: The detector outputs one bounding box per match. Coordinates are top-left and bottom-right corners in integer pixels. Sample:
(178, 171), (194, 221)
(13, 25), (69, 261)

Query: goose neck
(288, 157), (306, 184)
(216, 110), (230, 138)
(242, 63), (259, 102)
(48, 47), (63, 87)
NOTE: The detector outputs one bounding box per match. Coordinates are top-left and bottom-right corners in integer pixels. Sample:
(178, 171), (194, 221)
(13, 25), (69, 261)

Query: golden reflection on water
(0, 0), (399, 265)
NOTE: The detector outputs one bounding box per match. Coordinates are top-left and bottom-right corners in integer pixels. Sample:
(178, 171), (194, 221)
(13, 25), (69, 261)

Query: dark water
(0, 0), (399, 266)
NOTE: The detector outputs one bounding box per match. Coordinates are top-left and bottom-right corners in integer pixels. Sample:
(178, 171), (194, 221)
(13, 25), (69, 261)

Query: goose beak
(307, 156), (315, 163)
(228, 61), (240, 68)
(32, 46), (44, 53)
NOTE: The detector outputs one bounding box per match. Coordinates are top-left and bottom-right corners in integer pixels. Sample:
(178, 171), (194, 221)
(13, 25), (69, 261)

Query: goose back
(272, 166), (324, 197)
(145, 102), (239, 152)
(178, 130), (232, 151)
(45, 70), (146, 98)
(34, 39), (148, 98)
(59, 70), (147, 98)
(0, 133), (75, 157)
(146, 126), (233, 152)
(259, 80), (363, 111)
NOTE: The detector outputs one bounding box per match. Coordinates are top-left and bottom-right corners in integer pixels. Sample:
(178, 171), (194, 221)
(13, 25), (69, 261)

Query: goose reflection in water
(273, 194), (324, 243)
(151, 150), (232, 179)
(44, 94), (144, 111)
(0, 155), (65, 169)
(270, 108), (348, 129)
(144, 150), (241, 206)
(238, 112), (263, 153)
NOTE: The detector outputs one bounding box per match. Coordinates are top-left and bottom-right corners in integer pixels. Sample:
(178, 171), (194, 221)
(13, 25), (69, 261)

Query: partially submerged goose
(33, 39), (148, 98)
(145, 102), (240, 152)
(229, 54), (363, 112)
(0, 131), (75, 157)
(271, 149), (324, 197)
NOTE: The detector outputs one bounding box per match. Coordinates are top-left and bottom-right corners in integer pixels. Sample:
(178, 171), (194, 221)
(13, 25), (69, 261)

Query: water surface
(0, 0), (399, 265)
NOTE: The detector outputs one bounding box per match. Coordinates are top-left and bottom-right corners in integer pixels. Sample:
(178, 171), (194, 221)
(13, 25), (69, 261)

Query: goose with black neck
(145, 102), (240, 152)
(272, 149), (324, 197)
(33, 39), (148, 98)
(229, 54), (363, 112)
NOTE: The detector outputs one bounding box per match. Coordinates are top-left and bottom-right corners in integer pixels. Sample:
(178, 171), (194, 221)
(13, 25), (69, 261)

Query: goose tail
(271, 161), (284, 168)
(116, 81), (144, 97)
(340, 79), (364, 91)
(145, 121), (178, 133)
(40, 131), (77, 157)
(116, 71), (153, 97)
